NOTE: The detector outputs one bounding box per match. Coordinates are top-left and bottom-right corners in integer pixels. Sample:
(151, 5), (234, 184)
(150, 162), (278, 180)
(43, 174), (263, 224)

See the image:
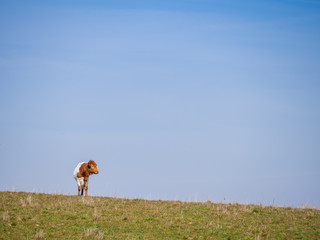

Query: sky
(0, 0), (320, 208)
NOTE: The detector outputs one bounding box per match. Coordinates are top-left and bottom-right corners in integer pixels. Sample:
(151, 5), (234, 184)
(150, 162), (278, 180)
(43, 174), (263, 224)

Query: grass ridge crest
(1, 191), (319, 239)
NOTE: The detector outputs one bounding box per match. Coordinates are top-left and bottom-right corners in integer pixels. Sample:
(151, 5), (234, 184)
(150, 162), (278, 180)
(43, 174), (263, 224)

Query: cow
(73, 160), (99, 196)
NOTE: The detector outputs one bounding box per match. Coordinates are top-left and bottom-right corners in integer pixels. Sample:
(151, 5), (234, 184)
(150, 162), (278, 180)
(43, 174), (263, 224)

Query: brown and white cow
(73, 160), (99, 196)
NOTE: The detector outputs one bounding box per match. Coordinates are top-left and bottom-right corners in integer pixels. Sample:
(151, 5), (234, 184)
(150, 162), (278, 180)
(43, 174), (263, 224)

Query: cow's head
(88, 160), (99, 175)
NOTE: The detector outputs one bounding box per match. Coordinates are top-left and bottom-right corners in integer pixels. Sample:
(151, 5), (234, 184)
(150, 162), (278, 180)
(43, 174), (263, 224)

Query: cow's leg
(84, 180), (89, 196)
(77, 178), (83, 196)
(81, 187), (84, 196)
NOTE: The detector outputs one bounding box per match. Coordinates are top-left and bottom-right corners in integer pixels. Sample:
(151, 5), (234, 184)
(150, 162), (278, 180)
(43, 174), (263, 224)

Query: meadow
(1, 191), (319, 239)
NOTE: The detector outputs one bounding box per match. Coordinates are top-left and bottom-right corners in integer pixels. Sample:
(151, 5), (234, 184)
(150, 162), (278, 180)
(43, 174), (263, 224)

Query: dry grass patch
(0, 191), (319, 239)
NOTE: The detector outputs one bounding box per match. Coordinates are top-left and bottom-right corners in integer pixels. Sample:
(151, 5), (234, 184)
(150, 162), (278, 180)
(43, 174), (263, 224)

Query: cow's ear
(88, 164), (91, 169)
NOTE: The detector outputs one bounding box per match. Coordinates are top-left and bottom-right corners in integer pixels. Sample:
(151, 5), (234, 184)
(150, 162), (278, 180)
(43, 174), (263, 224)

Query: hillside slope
(1, 192), (319, 239)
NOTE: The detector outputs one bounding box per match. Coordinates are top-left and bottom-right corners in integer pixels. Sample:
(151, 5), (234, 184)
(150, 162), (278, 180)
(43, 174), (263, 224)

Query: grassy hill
(1, 192), (319, 239)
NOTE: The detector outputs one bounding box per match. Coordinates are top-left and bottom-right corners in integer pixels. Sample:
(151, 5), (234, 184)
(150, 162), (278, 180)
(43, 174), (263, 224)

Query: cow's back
(73, 162), (85, 180)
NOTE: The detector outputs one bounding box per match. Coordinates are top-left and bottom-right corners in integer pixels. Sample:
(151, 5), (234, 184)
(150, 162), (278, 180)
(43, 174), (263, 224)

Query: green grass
(1, 191), (319, 239)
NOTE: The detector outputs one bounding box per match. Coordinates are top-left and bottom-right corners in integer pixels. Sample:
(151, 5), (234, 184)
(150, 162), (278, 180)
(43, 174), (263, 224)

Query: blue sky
(1, 0), (320, 207)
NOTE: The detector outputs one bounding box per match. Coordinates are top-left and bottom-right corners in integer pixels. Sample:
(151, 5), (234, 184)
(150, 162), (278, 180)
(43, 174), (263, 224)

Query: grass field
(1, 191), (319, 239)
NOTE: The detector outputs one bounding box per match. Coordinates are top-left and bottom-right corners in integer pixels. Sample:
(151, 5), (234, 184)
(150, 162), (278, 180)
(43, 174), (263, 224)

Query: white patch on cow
(77, 177), (84, 186)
